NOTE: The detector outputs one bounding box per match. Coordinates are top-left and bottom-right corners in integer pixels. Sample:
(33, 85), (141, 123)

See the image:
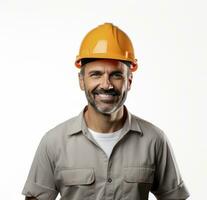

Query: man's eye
(112, 73), (123, 79)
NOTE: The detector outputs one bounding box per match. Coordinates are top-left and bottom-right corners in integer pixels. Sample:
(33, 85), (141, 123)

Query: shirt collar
(66, 106), (143, 136)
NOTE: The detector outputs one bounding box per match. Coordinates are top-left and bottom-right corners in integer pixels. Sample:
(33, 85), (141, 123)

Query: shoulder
(42, 114), (81, 146)
(131, 114), (167, 142)
(48, 115), (79, 135)
(35, 115), (81, 160)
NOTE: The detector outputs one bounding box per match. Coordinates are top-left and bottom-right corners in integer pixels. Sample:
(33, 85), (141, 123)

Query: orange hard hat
(75, 23), (138, 72)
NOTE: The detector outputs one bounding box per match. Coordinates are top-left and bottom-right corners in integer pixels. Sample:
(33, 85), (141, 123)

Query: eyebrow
(88, 70), (103, 75)
(88, 70), (123, 75)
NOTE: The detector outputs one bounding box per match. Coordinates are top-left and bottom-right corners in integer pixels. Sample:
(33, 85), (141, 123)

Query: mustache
(92, 88), (120, 96)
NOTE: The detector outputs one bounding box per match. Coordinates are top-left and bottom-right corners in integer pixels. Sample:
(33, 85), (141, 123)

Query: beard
(84, 87), (128, 115)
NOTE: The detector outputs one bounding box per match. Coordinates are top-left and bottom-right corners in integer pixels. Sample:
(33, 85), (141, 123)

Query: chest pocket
(61, 168), (95, 185)
(123, 167), (155, 200)
(60, 168), (95, 199)
(124, 167), (154, 183)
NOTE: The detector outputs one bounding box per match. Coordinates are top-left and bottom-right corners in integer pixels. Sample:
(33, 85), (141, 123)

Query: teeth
(96, 94), (115, 99)
(99, 94), (113, 97)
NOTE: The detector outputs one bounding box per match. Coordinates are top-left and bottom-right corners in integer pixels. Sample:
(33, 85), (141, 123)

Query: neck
(84, 105), (126, 133)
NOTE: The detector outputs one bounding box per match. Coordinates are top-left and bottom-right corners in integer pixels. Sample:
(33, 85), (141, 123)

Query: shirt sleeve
(151, 133), (190, 200)
(22, 134), (58, 200)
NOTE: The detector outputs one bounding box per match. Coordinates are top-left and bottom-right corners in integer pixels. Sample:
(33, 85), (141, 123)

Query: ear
(127, 71), (133, 91)
(78, 73), (85, 91)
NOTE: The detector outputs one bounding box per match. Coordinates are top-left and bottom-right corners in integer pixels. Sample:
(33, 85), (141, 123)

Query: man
(22, 23), (190, 200)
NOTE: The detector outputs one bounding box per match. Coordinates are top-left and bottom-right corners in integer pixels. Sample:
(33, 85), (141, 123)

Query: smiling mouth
(92, 88), (120, 103)
(94, 93), (117, 102)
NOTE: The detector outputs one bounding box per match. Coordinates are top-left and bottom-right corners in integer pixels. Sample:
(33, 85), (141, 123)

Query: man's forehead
(84, 59), (128, 72)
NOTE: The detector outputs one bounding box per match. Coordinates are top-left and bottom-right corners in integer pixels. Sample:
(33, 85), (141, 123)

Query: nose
(100, 74), (113, 90)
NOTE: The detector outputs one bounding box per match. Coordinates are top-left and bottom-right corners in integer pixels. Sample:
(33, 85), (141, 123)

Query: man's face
(79, 59), (132, 115)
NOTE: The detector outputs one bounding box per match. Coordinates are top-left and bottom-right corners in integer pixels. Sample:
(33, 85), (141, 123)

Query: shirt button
(107, 178), (112, 183)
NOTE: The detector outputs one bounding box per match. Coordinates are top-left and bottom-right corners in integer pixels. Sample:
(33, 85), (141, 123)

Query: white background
(0, 0), (206, 199)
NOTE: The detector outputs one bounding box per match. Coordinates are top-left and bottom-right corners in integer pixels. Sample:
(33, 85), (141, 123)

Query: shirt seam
(153, 181), (184, 198)
(27, 180), (58, 193)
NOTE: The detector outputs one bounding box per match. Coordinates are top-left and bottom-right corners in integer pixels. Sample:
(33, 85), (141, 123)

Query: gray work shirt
(22, 108), (190, 200)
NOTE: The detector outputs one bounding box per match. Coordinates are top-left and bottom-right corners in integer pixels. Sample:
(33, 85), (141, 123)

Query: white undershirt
(88, 128), (123, 158)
